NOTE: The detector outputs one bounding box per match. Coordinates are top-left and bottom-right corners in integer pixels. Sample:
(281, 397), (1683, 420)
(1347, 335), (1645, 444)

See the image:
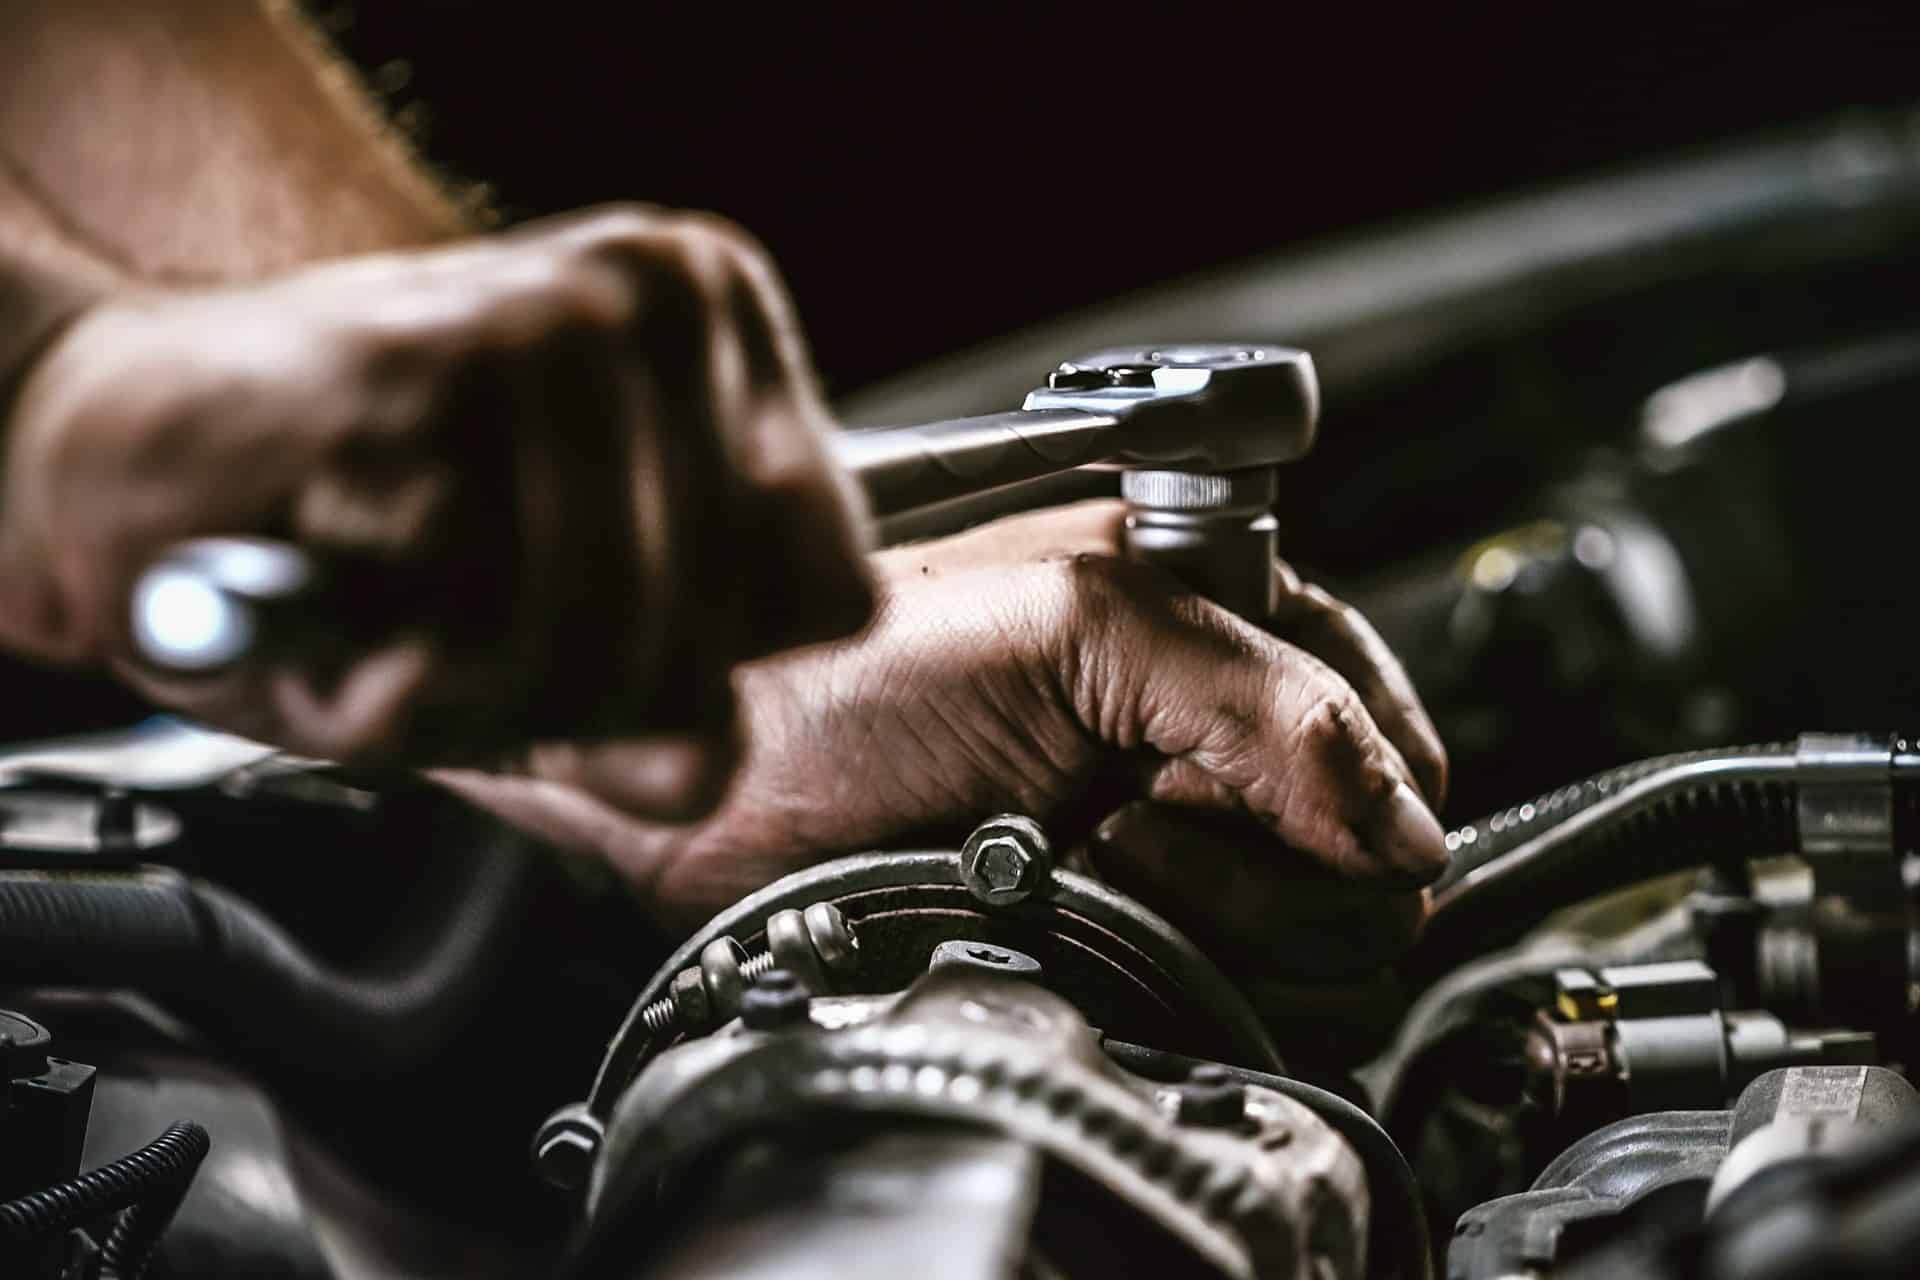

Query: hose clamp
(1794, 732), (1893, 860)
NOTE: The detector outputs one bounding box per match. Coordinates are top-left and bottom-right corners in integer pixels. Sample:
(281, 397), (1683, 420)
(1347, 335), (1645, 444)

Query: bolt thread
(640, 995), (676, 1034)
(642, 948), (776, 1038)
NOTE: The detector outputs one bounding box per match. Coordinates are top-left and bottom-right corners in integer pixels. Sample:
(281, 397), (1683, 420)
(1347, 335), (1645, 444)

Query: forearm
(0, 0), (470, 285)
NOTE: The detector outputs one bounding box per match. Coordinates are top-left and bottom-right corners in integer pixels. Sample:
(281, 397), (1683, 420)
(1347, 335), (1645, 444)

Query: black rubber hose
(1416, 745), (1808, 977)
(0, 831), (531, 1077)
(1433, 742), (1796, 891)
(0, 1121), (208, 1274)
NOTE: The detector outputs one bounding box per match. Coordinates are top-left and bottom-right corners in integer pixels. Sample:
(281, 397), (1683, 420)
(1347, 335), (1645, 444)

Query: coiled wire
(0, 1121), (210, 1278)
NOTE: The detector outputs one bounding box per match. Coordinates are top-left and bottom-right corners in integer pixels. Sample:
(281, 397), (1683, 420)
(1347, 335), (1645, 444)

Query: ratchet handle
(123, 410), (1131, 675)
(127, 343), (1316, 673)
(837, 407), (1122, 518)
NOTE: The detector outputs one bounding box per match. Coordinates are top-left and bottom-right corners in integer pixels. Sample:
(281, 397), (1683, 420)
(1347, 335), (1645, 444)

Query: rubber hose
(1417, 746), (1807, 976)
(1433, 742), (1796, 892)
(0, 1121), (208, 1270)
(0, 831), (530, 1077)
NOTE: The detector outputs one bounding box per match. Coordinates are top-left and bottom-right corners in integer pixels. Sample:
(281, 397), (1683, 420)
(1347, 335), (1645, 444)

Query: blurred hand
(0, 206), (872, 814)
(441, 500), (1449, 948)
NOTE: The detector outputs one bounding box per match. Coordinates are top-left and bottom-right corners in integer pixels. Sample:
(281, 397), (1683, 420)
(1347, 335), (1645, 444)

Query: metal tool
(128, 344), (1318, 673)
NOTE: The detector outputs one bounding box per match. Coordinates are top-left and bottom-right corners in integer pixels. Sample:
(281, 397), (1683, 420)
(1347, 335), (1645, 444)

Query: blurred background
(323, 2), (1920, 394)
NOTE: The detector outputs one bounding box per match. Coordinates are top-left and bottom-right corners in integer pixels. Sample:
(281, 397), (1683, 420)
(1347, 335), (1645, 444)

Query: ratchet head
(1021, 343), (1318, 472)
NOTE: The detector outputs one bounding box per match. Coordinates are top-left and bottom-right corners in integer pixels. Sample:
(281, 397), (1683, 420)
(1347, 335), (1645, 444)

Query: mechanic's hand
(0, 206), (871, 812)
(440, 500), (1449, 939)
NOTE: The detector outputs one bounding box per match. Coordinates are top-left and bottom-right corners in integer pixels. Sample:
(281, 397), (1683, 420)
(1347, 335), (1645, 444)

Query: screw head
(959, 815), (1052, 906)
(929, 938), (1044, 979)
(740, 968), (812, 1031)
(801, 902), (860, 976)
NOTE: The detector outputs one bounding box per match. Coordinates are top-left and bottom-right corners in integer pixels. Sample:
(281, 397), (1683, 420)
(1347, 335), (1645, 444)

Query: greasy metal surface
(1449, 1111), (1732, 1280)
(641, 1131), (1043, 1280)
(587, 852), (1281, 1121)
(587, 969), (1365, 1280)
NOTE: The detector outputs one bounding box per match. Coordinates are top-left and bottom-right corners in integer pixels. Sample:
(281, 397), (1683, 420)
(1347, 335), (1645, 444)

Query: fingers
(1088, 801), (1430, 975)
(566, 207), (875, 661)
(875, 501), (1449, 808)
(1050, 555), (1450, 885)
(1270, 565), (1450, 807)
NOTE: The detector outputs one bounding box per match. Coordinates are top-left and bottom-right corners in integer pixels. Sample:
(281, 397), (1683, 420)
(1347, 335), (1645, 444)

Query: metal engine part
(575, 962), (1369, 1280)
(1448, 1065), (1920, 1279)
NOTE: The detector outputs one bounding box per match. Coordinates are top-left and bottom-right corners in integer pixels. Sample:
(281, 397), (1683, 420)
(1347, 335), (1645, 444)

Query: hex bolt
(530, 1103), (604, 1190)
(1174, 1064), (1247, 1128)
(959, 814), (1053, 906)
(669, 966), (711, 1030)
(740, 968), (812, 1031)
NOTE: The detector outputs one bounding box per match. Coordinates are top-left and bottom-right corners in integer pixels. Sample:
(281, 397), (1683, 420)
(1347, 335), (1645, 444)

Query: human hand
(441, 500), (1448, 944)
(0, 206), (871, 814)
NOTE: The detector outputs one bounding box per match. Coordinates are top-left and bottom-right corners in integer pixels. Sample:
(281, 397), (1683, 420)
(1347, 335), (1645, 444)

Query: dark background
(323, 2), (1920, 396)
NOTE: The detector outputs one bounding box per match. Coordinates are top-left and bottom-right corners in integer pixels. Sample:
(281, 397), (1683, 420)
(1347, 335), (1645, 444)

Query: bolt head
(959, 815), (1052, 906)
(977, 837), (1033, 893)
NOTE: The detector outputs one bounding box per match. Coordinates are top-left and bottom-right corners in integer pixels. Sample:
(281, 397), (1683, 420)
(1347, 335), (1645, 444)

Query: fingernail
(1374, 781), (1449, 884)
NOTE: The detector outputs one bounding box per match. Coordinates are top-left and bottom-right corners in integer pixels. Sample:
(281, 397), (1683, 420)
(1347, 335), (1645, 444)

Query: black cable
(0, 1121), (208, 1277)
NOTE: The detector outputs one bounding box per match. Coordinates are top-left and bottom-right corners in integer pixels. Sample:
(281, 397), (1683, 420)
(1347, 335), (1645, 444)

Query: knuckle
(530, 260), (636, 344)
(665, 210), (768, 266)
(569, 203), (667, 251)
(1293, 691), (1355, 758)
